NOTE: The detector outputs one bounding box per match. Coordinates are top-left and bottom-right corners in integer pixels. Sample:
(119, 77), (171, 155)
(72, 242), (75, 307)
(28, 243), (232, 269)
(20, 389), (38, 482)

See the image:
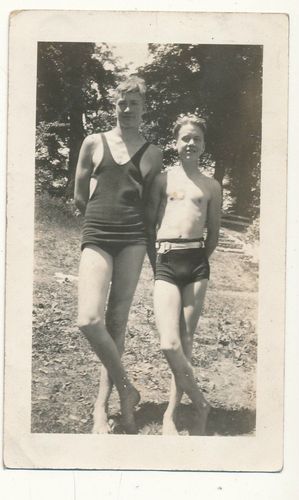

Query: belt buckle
(164, 242), (171, 253)
(156, 241), (171, 254)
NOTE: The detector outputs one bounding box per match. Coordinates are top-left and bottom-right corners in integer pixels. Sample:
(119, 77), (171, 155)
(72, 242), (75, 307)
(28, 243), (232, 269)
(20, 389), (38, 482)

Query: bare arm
(140, 146), (163, 206)
(74, 135), (95, 215)
(205, 179), (222, 258)
(144, 173), (165, 272)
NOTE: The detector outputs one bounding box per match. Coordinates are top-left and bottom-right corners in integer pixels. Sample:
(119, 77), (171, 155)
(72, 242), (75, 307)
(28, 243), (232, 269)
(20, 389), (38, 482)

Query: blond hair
(114, 76), (146, 102)
(173, 114), (207, 139)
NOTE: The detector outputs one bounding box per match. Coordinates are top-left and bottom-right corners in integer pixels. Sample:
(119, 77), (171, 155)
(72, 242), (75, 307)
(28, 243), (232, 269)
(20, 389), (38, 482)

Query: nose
(188, 138), (195, 145)
(123, 103), (131, 113)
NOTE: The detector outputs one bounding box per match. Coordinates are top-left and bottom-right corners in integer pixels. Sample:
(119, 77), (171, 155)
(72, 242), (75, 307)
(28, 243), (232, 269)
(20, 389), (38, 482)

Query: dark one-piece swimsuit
(81, 133), (150, 257)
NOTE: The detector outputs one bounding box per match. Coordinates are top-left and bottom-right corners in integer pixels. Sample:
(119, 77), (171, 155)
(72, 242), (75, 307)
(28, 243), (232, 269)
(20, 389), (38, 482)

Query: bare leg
(163, 280), (209, 434)
(162, 315), (188, 435)
(163, 311), (195, 433)
(154, 280), (210, 435)
(78, 245), (144, 434)
(91, 244), (146, 433)
(92, 316), (126, 434)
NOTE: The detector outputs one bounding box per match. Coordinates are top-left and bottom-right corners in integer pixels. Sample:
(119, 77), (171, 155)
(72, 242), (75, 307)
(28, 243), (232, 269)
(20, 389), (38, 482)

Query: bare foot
(120, 385), (140, 434)
(191, 403), (211, 436)
(92, 409), (113, 434)
(162, 415), (179, 435)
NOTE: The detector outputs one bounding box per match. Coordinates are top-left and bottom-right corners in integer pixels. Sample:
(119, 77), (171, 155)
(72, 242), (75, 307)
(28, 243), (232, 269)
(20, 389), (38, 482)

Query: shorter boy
(146, 114), (222, 435)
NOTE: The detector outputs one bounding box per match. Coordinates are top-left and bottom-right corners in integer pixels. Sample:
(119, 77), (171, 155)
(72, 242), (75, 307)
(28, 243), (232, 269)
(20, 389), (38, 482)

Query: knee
(106, 313), (125, 334)
(160, 337), (181, 353)
(182, 332), (193, 349)
(77, 313), (105, 336)
(106, 303), (129, 336)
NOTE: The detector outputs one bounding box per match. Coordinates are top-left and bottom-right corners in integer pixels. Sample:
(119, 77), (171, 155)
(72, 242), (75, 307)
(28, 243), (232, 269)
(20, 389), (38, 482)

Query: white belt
(155, 240), (205, 254)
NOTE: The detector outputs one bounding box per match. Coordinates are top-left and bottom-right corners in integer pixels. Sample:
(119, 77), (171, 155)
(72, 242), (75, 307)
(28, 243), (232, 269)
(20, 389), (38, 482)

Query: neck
(114, 124), (140, 141)
(179, 159), (199, 173)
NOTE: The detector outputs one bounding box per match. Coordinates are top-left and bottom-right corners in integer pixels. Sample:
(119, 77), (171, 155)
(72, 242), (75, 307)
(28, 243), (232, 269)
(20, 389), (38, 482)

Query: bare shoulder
(147, 143), (162, 157)
(90, 132), (104, 145)
(140, 143), (163, 179)
(143, 143), (162, 164)
(81, 133), (101, 149)
(200, 174), (221, 196)
(166, 164), (181, 177)
(208, 176), (221, 191)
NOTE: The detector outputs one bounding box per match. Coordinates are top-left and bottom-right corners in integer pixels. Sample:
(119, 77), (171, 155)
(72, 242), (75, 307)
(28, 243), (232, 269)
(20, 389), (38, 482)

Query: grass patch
(32, 194), (258, 435)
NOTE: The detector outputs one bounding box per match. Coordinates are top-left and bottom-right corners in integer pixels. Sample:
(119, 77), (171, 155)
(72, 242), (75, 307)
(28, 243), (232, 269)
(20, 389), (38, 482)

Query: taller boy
(75, 76), (162, 433)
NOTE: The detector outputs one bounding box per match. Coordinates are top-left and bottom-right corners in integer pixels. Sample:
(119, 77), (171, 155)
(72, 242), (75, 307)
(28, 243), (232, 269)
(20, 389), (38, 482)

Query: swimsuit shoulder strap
(131, 142), (150, 168)
(100, 132), (116, 163)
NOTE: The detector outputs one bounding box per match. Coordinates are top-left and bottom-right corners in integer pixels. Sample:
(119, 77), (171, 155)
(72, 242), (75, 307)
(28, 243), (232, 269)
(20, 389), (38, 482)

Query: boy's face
(176, 123), (205, 161)
(115, 91), (144, 129)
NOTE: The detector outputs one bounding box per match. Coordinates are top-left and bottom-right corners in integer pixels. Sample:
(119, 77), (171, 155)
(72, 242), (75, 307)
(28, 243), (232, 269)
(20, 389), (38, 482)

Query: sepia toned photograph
(32, 40), (261, 437)
(4, 10), (288, 471)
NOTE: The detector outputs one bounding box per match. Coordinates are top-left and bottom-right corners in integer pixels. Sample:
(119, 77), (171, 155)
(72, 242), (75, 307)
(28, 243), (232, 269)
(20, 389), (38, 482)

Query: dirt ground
(31, 197), (258, 436)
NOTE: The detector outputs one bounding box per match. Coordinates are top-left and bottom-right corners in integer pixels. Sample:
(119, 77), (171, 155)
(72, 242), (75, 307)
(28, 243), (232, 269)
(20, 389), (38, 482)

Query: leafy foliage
(36, 42), (262, 217)
(36, 42), (124, 196)
(36, 121), (69, 196)
(139, 44), (263, 216)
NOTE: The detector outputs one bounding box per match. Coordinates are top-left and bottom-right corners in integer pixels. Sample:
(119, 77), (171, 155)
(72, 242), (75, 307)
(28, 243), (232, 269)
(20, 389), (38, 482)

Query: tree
(139, 43), (262, 216)
(36, 42), (123, 196)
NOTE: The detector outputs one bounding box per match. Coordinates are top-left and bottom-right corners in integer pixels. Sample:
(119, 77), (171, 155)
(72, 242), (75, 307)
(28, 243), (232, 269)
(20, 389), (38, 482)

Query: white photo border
(4, 10), (288, 471)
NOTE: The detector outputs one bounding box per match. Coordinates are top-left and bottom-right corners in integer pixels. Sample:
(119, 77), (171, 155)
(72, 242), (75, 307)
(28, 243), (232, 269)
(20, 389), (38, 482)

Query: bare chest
(166, 174), (209, 207)
(92, 133), (145, 167)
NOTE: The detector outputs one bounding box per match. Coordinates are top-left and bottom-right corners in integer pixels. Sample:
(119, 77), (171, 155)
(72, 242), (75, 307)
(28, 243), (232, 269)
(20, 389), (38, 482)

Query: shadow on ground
(111, 401), (256, 436)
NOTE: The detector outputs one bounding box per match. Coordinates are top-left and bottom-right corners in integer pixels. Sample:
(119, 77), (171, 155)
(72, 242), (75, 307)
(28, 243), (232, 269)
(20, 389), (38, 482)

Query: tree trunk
(65, 107), (85, 198)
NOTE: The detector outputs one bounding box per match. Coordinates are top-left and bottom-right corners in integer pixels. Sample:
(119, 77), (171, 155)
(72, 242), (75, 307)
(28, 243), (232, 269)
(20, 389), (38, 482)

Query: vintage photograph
(32, 41), (261, 437)
(4, 10), (288, 470)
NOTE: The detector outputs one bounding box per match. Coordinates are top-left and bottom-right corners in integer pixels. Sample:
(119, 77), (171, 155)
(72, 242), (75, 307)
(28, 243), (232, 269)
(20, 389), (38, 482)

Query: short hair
(114, 76), (146, 101)
(173, 114), (207, 140)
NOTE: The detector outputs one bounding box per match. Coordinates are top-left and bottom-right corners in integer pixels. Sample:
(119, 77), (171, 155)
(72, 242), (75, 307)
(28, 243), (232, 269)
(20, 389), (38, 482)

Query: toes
(92, 414), (113, 434)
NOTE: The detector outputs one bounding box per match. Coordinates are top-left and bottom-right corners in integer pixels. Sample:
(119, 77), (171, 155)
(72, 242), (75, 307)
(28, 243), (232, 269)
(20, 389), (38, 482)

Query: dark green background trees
(36, 42), (262, 217)
(36, 42), (123, 196)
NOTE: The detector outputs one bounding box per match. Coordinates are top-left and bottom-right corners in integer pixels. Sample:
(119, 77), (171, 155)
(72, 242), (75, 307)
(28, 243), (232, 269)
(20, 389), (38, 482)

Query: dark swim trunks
(155, 247), (210, 287)
(82, 241), (145, 258)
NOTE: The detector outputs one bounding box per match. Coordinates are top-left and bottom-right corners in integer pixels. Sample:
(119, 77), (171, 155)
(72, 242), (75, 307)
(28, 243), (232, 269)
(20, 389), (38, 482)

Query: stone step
(221, 219), (249, 230)
(218, 242), (243, 249)
(217, 230), (245, 251)
(216, 247), (244, 254)
(222, 213), (251, 222)
(218, 234), (242, 242)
